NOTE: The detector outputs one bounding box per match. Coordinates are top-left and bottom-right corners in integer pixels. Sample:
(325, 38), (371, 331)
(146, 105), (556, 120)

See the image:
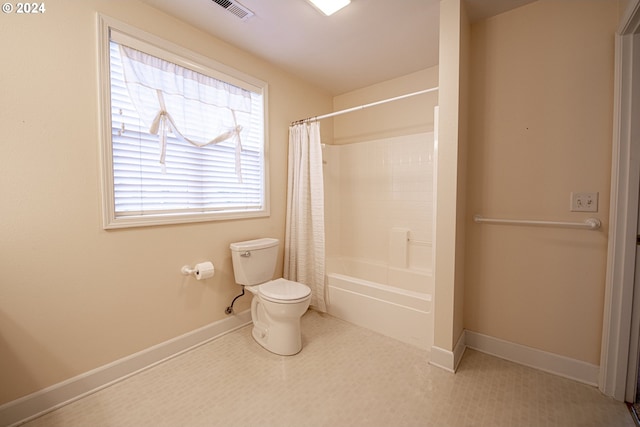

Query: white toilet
(230, 238), (311, 356)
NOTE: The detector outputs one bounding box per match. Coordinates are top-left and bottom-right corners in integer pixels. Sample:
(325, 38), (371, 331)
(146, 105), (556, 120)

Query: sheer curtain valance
(118, 44), (253, 178)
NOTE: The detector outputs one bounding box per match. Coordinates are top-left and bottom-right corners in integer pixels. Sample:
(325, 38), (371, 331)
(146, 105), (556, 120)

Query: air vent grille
(211, 0), (255, 21)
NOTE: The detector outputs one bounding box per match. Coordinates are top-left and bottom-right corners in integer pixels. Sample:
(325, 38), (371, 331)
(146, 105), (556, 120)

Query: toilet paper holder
(181, 265), (198, 276)
(181, 261), (215, 280)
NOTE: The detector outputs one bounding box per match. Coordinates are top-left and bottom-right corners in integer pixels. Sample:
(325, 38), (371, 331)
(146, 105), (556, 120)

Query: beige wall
(0, 0), (332, 404)
(619, 0), (631, 19)
(465, 0), (618, 365)
(332, 68), (439, 144)
(433, 0), (469, 353)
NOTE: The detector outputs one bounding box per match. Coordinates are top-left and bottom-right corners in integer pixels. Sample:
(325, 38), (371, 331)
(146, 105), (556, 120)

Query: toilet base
(251, 295), (310, 356)
(251, 323), (302, 356)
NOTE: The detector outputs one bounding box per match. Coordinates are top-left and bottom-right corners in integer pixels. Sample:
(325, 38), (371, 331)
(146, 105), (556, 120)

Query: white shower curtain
(284, 122), (326, 312)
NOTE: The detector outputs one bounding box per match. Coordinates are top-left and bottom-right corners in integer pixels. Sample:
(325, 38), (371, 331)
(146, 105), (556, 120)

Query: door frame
(600, 0), (640, 402)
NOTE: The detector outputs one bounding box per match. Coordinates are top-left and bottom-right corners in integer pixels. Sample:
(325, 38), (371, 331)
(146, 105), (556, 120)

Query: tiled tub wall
(324, 132), (434, 273)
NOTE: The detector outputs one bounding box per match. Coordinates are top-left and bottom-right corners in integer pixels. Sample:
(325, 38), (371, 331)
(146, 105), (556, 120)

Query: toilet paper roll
(194, 262), (215, 280)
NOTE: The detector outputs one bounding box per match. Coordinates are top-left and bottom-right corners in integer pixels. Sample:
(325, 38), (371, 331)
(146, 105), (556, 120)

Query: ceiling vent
(211, 0), (255, 21)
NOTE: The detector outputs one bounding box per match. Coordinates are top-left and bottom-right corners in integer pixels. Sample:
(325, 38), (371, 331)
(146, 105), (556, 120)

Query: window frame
(97, 15), (270, 229)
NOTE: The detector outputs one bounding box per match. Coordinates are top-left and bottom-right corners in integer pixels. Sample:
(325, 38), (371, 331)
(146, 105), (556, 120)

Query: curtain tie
(149, 109), (174, 165)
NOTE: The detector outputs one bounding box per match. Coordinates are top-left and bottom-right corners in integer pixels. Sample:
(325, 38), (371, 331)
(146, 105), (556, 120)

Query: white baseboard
(0, 310), (251, 427)
(465, 330), (600, 386)
(429, 330), (467, 373)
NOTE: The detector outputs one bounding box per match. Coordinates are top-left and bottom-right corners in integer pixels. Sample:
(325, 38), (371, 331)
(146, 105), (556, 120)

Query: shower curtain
(284, 122), (326, 312)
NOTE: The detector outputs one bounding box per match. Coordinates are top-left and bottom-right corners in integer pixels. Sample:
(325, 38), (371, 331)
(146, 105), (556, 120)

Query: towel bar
(473, 215), (601, 230)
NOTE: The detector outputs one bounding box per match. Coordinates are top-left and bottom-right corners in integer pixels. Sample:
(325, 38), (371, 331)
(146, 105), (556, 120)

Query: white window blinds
(102, 26), (267, 228)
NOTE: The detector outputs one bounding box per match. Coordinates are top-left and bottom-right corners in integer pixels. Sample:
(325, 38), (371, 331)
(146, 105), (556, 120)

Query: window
(98, 16), (269, 229)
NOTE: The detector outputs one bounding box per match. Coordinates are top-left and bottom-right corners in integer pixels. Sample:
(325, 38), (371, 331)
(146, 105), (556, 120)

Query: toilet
(230, 238), (311, 356)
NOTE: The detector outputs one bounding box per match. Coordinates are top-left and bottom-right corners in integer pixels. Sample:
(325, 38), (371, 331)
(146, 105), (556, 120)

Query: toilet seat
(258, 278), (311, 304)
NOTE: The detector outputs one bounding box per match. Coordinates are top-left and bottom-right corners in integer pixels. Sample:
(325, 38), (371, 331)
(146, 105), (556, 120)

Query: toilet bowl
(230, 238), (311, 356)
(248, 278), (311, 355)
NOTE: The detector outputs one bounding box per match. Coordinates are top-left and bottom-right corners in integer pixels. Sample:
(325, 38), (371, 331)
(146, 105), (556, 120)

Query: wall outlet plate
(570, 192), (598, 212)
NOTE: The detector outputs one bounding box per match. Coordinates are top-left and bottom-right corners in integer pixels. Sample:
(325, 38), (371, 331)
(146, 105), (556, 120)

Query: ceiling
(141, 0), (537, 95)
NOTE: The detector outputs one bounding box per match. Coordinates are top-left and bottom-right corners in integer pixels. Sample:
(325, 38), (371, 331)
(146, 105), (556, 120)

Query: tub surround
(323, 130), (435, 351)
(324, 132), (435, 269)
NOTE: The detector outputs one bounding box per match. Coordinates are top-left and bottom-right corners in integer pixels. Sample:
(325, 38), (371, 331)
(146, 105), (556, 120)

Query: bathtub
(326, 257), (433, 351)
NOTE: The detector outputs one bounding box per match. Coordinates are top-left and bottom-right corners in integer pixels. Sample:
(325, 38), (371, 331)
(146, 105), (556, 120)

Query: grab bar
(473, 215), (601, 230)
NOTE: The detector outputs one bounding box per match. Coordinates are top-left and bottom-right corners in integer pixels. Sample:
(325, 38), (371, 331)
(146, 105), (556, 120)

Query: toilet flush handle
(241, 251), (251, 257)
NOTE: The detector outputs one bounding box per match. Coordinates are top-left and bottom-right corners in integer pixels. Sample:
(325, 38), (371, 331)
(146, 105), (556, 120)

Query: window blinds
(109, 40), (265, 217)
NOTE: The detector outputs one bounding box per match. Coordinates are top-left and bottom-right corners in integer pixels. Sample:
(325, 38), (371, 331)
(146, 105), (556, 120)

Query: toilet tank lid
(230, 238), (279, 251)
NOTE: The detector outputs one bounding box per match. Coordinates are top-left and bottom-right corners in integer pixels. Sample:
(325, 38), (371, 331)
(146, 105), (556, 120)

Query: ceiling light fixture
(307, 0), (351, 16)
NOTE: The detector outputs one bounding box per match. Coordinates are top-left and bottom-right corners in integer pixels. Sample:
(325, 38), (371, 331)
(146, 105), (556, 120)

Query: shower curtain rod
(291, 86), (439, 126)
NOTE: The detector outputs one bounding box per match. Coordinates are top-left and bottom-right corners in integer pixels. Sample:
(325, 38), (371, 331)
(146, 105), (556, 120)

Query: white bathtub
(326, 257), (433, 351)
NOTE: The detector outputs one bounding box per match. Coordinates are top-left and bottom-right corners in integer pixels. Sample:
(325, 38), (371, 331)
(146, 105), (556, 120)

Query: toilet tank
(229, 238), (279, 286)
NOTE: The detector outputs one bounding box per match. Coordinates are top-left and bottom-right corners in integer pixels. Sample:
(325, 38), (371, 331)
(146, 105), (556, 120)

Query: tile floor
(20, 310), (635, 427)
